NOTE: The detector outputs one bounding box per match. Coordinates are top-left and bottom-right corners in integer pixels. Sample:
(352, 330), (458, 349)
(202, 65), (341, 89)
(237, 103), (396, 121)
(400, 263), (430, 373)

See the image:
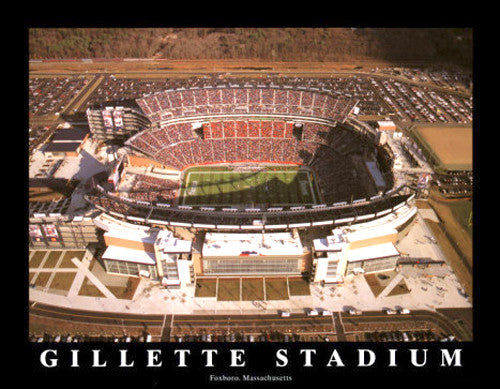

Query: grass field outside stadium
(179, 164), (321, 206)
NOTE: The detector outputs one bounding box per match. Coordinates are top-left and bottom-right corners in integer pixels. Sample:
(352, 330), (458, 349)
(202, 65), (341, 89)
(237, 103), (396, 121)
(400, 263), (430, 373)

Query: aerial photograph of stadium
(28, 27), (473, 343)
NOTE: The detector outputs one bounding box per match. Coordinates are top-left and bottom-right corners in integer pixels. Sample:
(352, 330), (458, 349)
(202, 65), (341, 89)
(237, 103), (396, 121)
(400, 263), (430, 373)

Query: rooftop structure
(202, 232), (303, 258)
(313, 225), (402, 283)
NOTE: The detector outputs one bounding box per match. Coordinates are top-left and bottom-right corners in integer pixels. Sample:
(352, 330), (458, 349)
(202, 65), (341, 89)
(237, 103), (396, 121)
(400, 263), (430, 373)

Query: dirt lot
(386, 279), (411, 296)
(364, 271), (399, 297)
(32, 272), (51, 288)
(264, 278), (289, 300)
(47, 272), (77, 293)
(29, 59), (397, 75)
(415, 126), (472, 169)
(415, 193), (473, 297)
(107, 278), (141, 300)
(42, 251), (62, 268)
(425, 220), (472, 297)
(217, 279), (241, 301)
(195, 279), (217, 297)
(288, 277), (311, 296)
(59, 250), (84, 268)
(242, 278), (264, 301)
(78, 277), (105, 297)
(30, 251), (47, 268)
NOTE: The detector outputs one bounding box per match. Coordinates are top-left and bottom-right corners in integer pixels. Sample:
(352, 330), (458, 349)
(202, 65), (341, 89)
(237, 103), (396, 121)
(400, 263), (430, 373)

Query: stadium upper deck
(136, 86), (358, 124)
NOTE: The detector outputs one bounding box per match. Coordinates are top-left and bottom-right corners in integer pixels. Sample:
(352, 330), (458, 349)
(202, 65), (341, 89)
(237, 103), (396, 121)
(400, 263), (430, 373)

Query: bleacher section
(125, 117), (385, 206)
(136, 87), (357, 123)
(127, 174), (179, 203)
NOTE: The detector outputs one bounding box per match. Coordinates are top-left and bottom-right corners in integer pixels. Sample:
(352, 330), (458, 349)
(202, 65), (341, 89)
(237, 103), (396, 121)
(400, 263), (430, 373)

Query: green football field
(179, 166), (320, 206)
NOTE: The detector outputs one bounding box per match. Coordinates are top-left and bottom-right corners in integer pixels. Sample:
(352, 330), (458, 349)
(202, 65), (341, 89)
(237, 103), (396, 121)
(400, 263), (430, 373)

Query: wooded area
(29, 28), (472, 67)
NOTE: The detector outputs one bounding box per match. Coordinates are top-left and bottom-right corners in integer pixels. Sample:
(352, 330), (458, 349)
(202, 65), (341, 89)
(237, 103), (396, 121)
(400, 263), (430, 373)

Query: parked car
(399, 308), (411, 314)
(348, 309), (362, 315)
(307, 309), (319, 316)
(280, 311), (290, 317)
(385, 309), (398, 315)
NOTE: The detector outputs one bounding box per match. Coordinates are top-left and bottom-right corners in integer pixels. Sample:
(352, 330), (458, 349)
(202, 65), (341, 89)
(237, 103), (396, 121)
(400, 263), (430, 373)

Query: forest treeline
(29, 28), (472, 67)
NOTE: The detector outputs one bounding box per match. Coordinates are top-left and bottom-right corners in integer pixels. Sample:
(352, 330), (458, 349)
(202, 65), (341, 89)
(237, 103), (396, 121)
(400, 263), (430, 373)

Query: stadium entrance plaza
(29, 210), (471, 315)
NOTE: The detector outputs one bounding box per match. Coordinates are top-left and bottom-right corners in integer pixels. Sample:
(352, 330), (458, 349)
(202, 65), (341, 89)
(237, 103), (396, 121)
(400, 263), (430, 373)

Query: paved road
(30, 301), (470, 340)
(29, 301), (164, 328)
(340, 309), (467, 338)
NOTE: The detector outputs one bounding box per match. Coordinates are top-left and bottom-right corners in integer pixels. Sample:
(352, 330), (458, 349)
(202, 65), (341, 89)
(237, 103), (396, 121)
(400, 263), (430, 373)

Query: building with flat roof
(313, 227), (400, 284)
(42, 127), (90, 158)
(377, 120), (397, 131)
(94, 213), (192, 287)
(197, 232), (306, 277)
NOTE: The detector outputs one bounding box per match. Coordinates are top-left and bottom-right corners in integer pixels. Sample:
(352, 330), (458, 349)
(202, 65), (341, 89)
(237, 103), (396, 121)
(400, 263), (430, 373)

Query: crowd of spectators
(129, 120), (339, 167)
(136, 86), (357, 123)
(127, 174), (179, 202)
(126, 118), (375, 203)
(89, 194), (143, 217)
(202, 120), (294, 139)
(29, 77), (88, 116)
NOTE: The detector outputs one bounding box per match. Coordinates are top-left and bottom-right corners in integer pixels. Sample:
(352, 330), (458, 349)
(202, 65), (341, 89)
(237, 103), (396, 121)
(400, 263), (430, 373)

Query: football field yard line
(180, 168), (318, 206)
(307, 172), (318, 204)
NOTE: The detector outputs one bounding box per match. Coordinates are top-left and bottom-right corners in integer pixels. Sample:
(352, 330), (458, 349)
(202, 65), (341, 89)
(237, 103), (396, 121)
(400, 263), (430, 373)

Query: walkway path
(67, 257), (116, 299)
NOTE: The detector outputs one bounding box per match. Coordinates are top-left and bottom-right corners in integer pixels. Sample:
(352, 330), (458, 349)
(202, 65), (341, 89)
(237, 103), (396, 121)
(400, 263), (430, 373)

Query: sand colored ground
(29, 59), (396, 75)
(416, 126), (472, 167)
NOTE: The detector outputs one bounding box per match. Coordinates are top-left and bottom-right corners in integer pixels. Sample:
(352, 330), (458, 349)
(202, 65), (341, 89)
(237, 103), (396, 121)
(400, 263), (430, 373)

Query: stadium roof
(347, 242), (399, 262)
(102, 246), (156, 265)
(156, 230), (192, 253)
(202, 232), (303, 257)
(104, 229), (158, 245)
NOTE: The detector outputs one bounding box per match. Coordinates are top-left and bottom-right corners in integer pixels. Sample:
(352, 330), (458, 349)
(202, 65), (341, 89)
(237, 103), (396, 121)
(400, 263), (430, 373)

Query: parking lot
(29, 70), (472, 125)
(29, 76), (89, 116)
